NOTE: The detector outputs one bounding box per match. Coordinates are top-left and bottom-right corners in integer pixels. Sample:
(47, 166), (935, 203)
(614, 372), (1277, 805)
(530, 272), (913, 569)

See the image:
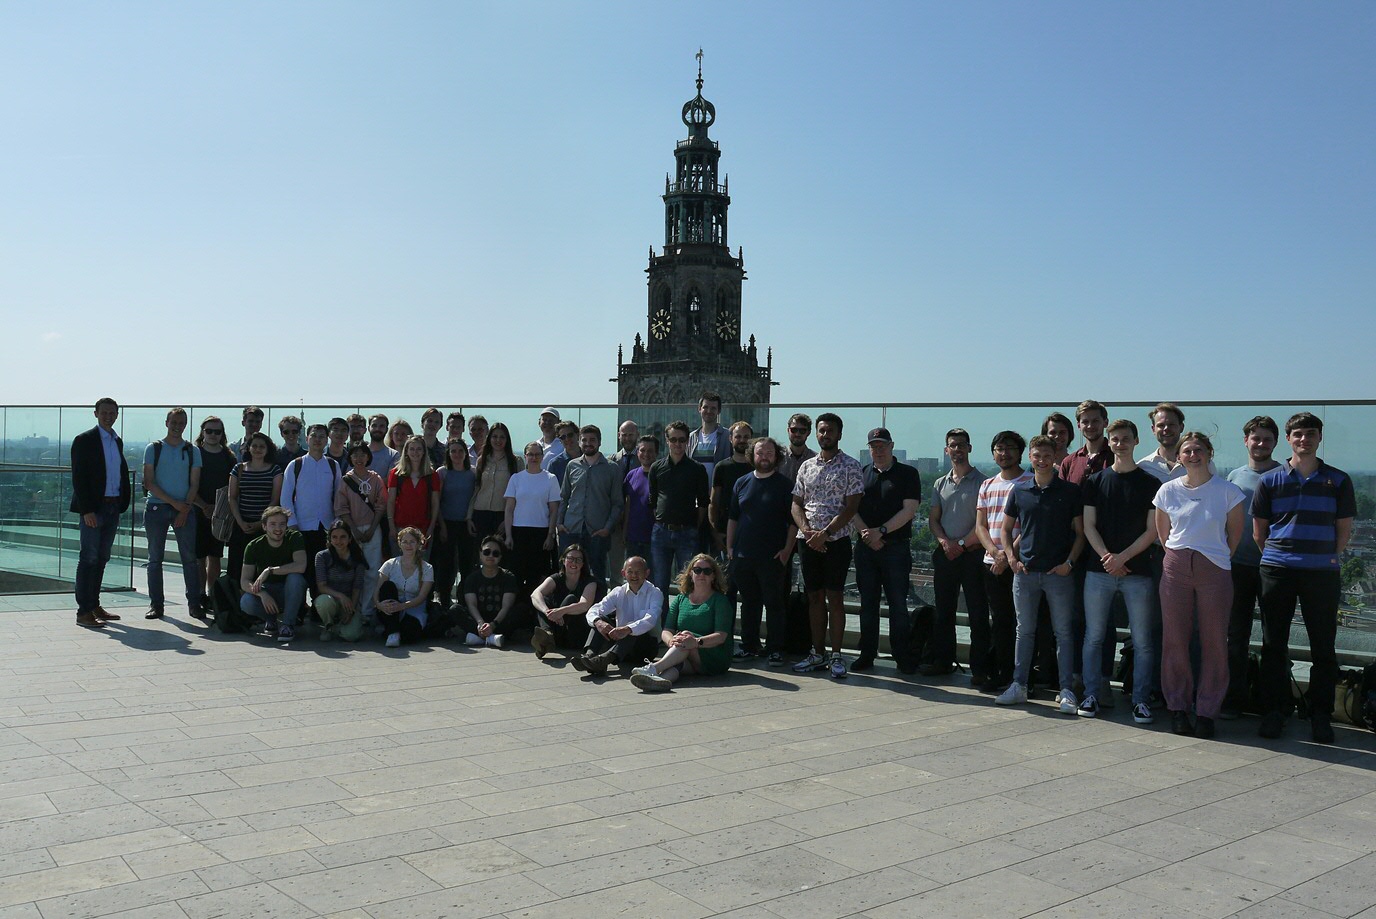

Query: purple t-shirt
(624, 466), (653, 543)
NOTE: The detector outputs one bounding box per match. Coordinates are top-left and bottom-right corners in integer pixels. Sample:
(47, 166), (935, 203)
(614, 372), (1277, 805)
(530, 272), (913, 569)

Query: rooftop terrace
(3, 587), (1373, 919)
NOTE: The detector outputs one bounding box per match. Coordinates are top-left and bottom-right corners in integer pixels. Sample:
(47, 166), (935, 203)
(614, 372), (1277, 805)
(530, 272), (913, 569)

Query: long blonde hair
(396, 435), (435, 478)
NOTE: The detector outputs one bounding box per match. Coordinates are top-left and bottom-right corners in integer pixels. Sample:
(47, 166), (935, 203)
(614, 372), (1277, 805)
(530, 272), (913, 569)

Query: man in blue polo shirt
(1251, 412), (1355, 744)
(995, 434), (1085, 712)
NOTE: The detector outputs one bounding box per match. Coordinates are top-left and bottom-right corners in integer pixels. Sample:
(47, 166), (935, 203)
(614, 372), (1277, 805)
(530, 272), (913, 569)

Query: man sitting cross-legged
(572, 556), (663, 675)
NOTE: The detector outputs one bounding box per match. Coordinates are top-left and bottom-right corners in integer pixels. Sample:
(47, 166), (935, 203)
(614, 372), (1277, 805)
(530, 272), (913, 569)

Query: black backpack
(290, 455), (341, 504)
(210, 573), (255, 634)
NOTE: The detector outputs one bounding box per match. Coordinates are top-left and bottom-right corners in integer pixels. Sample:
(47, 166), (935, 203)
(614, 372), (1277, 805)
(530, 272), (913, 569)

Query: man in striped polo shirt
(1251, 412), (1355, 744)
(973, 431), (1032, 692)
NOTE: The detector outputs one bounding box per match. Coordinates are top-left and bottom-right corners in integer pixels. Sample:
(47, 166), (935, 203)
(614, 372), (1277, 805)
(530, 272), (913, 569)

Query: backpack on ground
(210, 573), (253, 634)
(782, 588), (813, 655)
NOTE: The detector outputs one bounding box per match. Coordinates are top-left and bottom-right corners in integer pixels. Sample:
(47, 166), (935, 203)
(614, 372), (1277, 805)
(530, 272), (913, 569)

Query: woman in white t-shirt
(1152, 432), (1245, 740)
(503, 442), (562, 600)
(374, 526), (434, 648)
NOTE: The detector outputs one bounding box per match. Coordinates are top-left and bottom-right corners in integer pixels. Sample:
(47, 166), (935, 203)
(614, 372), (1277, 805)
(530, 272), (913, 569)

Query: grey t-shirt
(931, 467), (983, 542)
(1227, 464), (1274, 568)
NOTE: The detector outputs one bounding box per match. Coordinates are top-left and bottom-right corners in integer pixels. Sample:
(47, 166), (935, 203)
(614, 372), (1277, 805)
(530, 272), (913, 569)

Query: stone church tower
(615, 57), (773, 434)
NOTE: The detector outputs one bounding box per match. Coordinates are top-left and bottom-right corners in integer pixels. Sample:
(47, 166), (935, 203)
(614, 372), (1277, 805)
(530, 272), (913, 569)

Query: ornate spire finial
(696, 48), (703, 93)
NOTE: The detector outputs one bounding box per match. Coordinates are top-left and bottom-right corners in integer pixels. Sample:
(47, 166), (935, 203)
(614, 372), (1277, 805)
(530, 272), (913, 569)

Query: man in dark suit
(70, 397), (132, 628)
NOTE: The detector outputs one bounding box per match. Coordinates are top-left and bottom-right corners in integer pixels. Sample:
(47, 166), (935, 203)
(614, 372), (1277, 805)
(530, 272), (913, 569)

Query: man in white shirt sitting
(573, 556), (663, 675)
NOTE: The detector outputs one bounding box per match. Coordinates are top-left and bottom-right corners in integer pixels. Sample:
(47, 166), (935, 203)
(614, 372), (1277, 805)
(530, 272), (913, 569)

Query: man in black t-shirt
(710, 421), (755, 554)
(727, 437), (798, 665)
(1081, 420), (1161, 722)
(851, 428), (923, 673)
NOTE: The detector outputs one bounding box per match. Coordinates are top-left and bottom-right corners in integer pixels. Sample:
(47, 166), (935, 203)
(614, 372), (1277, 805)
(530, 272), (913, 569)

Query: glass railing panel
(3, 407), (63, 467)
(0, 464), (132, 595)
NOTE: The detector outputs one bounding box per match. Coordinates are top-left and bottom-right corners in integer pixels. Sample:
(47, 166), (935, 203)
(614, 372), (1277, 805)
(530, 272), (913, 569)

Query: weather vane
(696, 48), (703, 91)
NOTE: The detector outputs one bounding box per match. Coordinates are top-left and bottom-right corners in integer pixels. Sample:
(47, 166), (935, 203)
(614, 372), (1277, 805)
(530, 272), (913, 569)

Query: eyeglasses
(482, 549), (502, 557)
(691, 566), (714, 575)
(565, 557), (584, 564)
(667, 437), (688, 444)
(204, 429), (224, 435)
(788, 427), (809, 434)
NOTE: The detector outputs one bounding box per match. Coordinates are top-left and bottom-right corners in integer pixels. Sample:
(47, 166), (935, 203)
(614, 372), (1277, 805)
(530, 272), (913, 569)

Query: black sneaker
(1171, 710), (1193, 736)
(1258, 711), (1285, 739)
(851, 655), (874, 672)
(1194, 716), (1215, 739)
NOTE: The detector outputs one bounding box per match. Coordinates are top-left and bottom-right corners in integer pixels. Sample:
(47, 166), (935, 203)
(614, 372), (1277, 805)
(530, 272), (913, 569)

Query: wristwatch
(879, 525), (888, 536)
(957, 538), (965, 547)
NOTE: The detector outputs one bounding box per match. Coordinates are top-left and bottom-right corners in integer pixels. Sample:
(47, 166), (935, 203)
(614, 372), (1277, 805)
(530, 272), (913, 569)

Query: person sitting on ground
(530, 543), (600, 659)
(454, 536), (522, 648)
(238, 506), (308, 642)
(572, 556), (662, 675)
(374, 526), (434, 648)
(631, 554), (734, 691)
(335, 443), (386, 626)
(315, 519), (369, 642)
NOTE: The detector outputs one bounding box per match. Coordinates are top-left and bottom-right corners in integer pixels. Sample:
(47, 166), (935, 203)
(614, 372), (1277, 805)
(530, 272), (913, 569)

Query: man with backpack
(280, 423), (342, 602)
(142, 407), (202, 620)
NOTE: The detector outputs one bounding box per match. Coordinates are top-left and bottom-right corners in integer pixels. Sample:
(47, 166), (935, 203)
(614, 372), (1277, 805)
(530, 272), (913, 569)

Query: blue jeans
(145, 502), (200, 613)
(239, 574), (308, 627)
(855, 540), (914, 665)
(560, 530), (610, 584)
(1012, 570), (1076, 690)
(1083, 571), (1158, 704)
(75, 500), (122, 616)
(650, 523), (698, 594)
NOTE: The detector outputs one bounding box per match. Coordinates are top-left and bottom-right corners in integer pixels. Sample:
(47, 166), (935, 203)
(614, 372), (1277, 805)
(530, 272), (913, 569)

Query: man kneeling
(239, 506), (308, 643)
(573, 556), (661, 675)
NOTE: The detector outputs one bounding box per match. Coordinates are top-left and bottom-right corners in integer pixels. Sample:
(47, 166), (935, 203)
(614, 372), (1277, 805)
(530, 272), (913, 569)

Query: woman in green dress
(631, 553), (734, 692)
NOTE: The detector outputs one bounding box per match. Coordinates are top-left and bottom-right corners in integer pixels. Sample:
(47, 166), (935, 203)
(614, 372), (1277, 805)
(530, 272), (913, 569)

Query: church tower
(615, 54), (773, 433)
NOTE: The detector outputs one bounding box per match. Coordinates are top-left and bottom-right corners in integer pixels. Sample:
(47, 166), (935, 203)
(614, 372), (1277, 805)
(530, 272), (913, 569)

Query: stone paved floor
(2, 593), (1374, 919)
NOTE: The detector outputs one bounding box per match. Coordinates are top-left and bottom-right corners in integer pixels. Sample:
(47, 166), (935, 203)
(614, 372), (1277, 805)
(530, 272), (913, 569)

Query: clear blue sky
(3, 1), (1373, 407)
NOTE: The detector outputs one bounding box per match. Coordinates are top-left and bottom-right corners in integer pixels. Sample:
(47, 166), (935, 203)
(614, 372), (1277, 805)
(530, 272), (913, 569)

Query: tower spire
(696, 48), (703, 93)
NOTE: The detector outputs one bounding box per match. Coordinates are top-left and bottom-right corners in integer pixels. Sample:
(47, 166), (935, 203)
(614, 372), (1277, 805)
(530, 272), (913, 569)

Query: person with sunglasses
(631, 554), (734, 691)
(648, 420), (709, 598)
(190, 415), (236, 618)
(456, 537), (521, 648)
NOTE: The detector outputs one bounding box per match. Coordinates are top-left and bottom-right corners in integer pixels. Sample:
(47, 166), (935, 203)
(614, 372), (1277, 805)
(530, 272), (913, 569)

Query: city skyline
(3, 3), (1374, 406)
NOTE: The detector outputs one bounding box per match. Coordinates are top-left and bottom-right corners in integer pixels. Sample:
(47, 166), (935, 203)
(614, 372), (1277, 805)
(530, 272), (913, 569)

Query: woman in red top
(387, 435), (441, 552)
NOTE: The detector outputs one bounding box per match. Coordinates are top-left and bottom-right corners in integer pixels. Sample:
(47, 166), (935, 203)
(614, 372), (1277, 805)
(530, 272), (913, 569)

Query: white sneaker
(1058, 689), (1079, 715)
(995, 682), (1028, 705)
(486, 634), (504, 648)
(385, 632), (401, 648)
(829, 653), (848, 680)
(465, 633), (484, 647)
(791, 650), (827, 674)
(631, 664), (658, 678)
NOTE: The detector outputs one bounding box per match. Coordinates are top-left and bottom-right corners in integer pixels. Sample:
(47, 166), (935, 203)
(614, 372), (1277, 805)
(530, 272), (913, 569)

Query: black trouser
(535, 594), (592, 648)
(586, 615), (658, 663)
(299, 526), (328, 601)
(732, 555), (786, 654)
(1225, 563), (1261, 709)
(510, 526), (552, 598)
(982, 565), (1016, 686)
(1259, 565), (1340, 719)
(431, 518), (473, 608)
(376, 581), (429, 644)
(453, 603), (531, 638)
(227, 523), (253, 584)
(929, 548), (988, 670)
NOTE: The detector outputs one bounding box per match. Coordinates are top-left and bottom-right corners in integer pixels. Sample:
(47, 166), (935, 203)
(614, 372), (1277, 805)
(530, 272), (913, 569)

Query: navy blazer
(70, 425), (132, 515)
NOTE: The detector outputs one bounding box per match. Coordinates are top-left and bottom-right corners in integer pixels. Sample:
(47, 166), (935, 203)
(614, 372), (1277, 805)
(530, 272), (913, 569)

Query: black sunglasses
(691, 566), (714, 575)
(482, 549), (502, 557)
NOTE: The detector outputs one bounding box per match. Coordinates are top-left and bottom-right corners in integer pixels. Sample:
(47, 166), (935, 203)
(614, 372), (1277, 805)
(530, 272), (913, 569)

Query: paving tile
(520, 844), (698, 897)
(860, 865), (1076, 918)
(1275, 853), (1376, 918)
(269, 856), (441, 913)
(0, 857), (136, 910)
(657, 847), (857, 913)
(30, 870), (207, 919)
(900, 838), (1041, 884)
(1009, 839), (1167, 894)
(178, 880), (318, 919)
(759, 864), (938, 919)
(1119, 862), (1285, 918)
(1184, 828), (1364, 888)
(1030, 886), (1201, 918)
(366, 874), (557, 919)
(200, 826), (324, 863)
(799, 819), (960, 870)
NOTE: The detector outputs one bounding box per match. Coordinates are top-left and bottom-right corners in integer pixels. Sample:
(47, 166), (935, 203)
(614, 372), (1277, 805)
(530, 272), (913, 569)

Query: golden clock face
(715, 313), (738, 340)
(651, 308), (672, 340)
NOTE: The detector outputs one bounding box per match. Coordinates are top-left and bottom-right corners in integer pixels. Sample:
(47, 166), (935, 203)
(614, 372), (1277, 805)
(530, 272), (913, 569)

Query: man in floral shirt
(791, 412), (864, 679)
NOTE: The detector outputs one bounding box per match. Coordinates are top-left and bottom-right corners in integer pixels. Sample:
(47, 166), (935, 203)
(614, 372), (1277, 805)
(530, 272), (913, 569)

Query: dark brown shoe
(582, 650), (614, 674)
(145, 608), (164, 620)
(93, 606), (121, 621)
(76, 612), (106, 629)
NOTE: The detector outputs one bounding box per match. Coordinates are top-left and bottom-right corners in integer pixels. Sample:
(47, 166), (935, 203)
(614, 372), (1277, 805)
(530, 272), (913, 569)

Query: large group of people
(69, 396), (1354, 739)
